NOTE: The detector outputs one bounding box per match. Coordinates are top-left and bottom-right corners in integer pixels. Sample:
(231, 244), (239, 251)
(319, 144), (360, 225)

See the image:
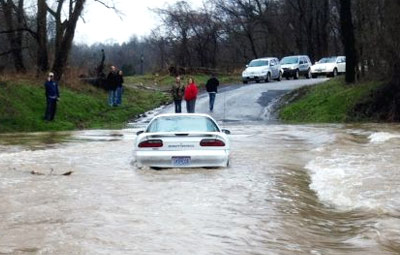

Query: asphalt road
(157, 78), (328, 123)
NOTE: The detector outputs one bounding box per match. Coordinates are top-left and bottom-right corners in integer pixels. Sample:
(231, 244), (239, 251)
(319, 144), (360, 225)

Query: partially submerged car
(311, 56), (346, 78)
(133, 113), (230, 169)
(242, 57), (282, 84)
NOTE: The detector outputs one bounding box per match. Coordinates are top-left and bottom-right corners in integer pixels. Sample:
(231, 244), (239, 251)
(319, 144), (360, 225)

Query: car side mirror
(136, 130), (144, 135)
(315, 61), (319, 64)
(222, 129), (231, 135)
(246, 64), (249, 67)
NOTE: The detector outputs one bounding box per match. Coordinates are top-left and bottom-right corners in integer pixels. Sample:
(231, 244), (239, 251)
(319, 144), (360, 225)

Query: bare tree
(47, 0), (86, 80)
(36, 0), (48, 73)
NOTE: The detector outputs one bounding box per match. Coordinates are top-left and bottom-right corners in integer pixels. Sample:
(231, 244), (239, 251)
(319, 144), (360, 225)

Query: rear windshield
(280, 57), (299, 65)
(248, 60), (269, 67)
(147, 115), (220, 133)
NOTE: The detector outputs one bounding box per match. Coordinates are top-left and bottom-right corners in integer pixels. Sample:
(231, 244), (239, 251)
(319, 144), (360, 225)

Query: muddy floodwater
(1, 123), (400, 254)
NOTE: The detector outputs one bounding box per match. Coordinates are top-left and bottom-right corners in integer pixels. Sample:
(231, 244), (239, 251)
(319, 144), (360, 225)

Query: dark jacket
(184, 83), (198, 101)
(44, 80), (59, 99)
(117, 74), (124, 87)
(107, 71), (119, 91)
(206, 77), (219, 93)
(171, 83), (185, 100)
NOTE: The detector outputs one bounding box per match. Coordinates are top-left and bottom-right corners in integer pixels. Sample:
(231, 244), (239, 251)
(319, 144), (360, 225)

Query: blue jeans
(186, 99), (196, 113)
(174, 100), (182, 113)
(45, 98), (57, 121)
(209, 92), (216, 111)
(116, 86), (123, 105)
(108, 90), (117, 106)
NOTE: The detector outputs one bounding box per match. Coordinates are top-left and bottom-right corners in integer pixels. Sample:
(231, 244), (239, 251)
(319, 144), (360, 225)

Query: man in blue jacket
(44, 72), (60, 121)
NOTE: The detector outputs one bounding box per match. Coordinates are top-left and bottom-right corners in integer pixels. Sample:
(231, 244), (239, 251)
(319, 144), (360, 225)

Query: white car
(242, 57), (282, 84)
(311, 56), (346, 78)
(133, 113), (231, 169)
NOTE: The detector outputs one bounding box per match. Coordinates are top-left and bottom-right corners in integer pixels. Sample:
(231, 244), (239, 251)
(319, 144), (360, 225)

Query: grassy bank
(279, 78), (383, 123)
(125, 73), (241, 90)
(0, 79), (169, 133)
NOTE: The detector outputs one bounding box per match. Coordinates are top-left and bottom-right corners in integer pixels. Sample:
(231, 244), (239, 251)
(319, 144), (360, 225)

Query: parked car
(280, 55), (312, 79)
(242, 57), (282, 84)
(311, 56), (346, 78)
(133, 113), (231, 169)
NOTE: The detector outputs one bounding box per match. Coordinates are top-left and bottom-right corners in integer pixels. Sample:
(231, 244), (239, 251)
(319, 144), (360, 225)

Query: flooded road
(1, 79), (400, 254)
(1, 123), (400, 254)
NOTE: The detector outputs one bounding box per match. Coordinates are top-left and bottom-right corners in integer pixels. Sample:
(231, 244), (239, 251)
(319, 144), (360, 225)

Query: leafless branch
(93, 0), (124, 20)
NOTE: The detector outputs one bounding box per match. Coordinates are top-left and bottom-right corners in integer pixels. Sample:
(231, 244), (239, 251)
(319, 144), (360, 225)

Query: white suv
(311, 56), (346, 78)
(280, 55), (312, 79)
(242, 57), (282, 84)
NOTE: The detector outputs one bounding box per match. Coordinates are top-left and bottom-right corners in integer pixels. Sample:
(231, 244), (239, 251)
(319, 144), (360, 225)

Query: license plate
(172, 156), (191, 166)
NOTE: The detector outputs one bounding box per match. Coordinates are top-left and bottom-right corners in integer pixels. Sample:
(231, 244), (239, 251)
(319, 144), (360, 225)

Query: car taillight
(200, 139), (225, 147)
(138, 139), (163, 148)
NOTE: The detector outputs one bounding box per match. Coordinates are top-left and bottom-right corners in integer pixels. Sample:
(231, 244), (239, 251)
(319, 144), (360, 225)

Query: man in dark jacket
(107, 65), (119, 106)
(171, 75), (185, 113)
(116, 70), (124, 106)
(44, 72), (60, 121)
(205, 73), (219, 112)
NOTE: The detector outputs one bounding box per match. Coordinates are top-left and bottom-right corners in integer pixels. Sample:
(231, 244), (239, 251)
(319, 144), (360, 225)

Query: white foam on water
(306, 142), (400, 213)
(368, 132), (400, 144)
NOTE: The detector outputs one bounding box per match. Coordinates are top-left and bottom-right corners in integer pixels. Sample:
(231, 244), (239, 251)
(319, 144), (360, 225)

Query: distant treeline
(1, 0), (399, 82)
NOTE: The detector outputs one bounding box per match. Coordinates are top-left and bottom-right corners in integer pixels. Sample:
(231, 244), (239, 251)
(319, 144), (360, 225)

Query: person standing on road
(116, 70), (124, 106)
(184, 77), (198, 113)
(171, 75), (185, 113)
(205, 73), (219, 112)
(106, 65), (119, 106)
(44, 72), (60, 121)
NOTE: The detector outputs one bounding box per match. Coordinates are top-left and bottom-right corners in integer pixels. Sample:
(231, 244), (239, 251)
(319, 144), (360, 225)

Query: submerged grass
(279, 78), (382, 123)
(0, 79), (169, 133)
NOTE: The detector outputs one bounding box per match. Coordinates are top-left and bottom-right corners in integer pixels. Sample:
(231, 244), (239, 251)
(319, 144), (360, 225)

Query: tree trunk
(340, 0), (357, 83)
(0, 0), (26, 72)
(36, 0), (48, 74)
(51, 0), (86, 81)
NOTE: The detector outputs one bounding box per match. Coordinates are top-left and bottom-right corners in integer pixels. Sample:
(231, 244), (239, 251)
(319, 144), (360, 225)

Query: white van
(242, 57), (282, 84)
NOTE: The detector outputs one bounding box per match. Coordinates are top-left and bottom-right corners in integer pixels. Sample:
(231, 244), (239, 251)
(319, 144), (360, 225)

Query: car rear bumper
(134, 149), (230, 168)
(311, 70), (329, 75)
(242, 74), (267, 82)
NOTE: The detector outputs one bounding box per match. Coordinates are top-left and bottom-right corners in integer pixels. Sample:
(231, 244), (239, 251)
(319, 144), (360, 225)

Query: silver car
(133, 114), (231, 169)
(280, 55), (312, 79)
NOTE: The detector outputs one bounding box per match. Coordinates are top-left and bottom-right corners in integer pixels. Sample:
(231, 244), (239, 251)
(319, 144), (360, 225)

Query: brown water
(0, 124), (400, 254)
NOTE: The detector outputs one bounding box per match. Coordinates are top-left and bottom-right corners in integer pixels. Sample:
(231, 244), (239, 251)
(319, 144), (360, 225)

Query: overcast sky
(75, 0), (203, 45)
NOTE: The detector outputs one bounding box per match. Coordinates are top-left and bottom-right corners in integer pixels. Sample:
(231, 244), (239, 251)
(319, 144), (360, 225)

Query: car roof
(147, 113), (221, 131)
(319, 56), (345, 59)
(155, 113), (214, 118)
(151, 113), (219, 123)
(282, 55), (309, 58)
(251, 57), (277, 61)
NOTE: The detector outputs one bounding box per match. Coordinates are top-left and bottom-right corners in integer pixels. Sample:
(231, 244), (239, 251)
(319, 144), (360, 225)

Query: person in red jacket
(184, 77), (198, 113)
